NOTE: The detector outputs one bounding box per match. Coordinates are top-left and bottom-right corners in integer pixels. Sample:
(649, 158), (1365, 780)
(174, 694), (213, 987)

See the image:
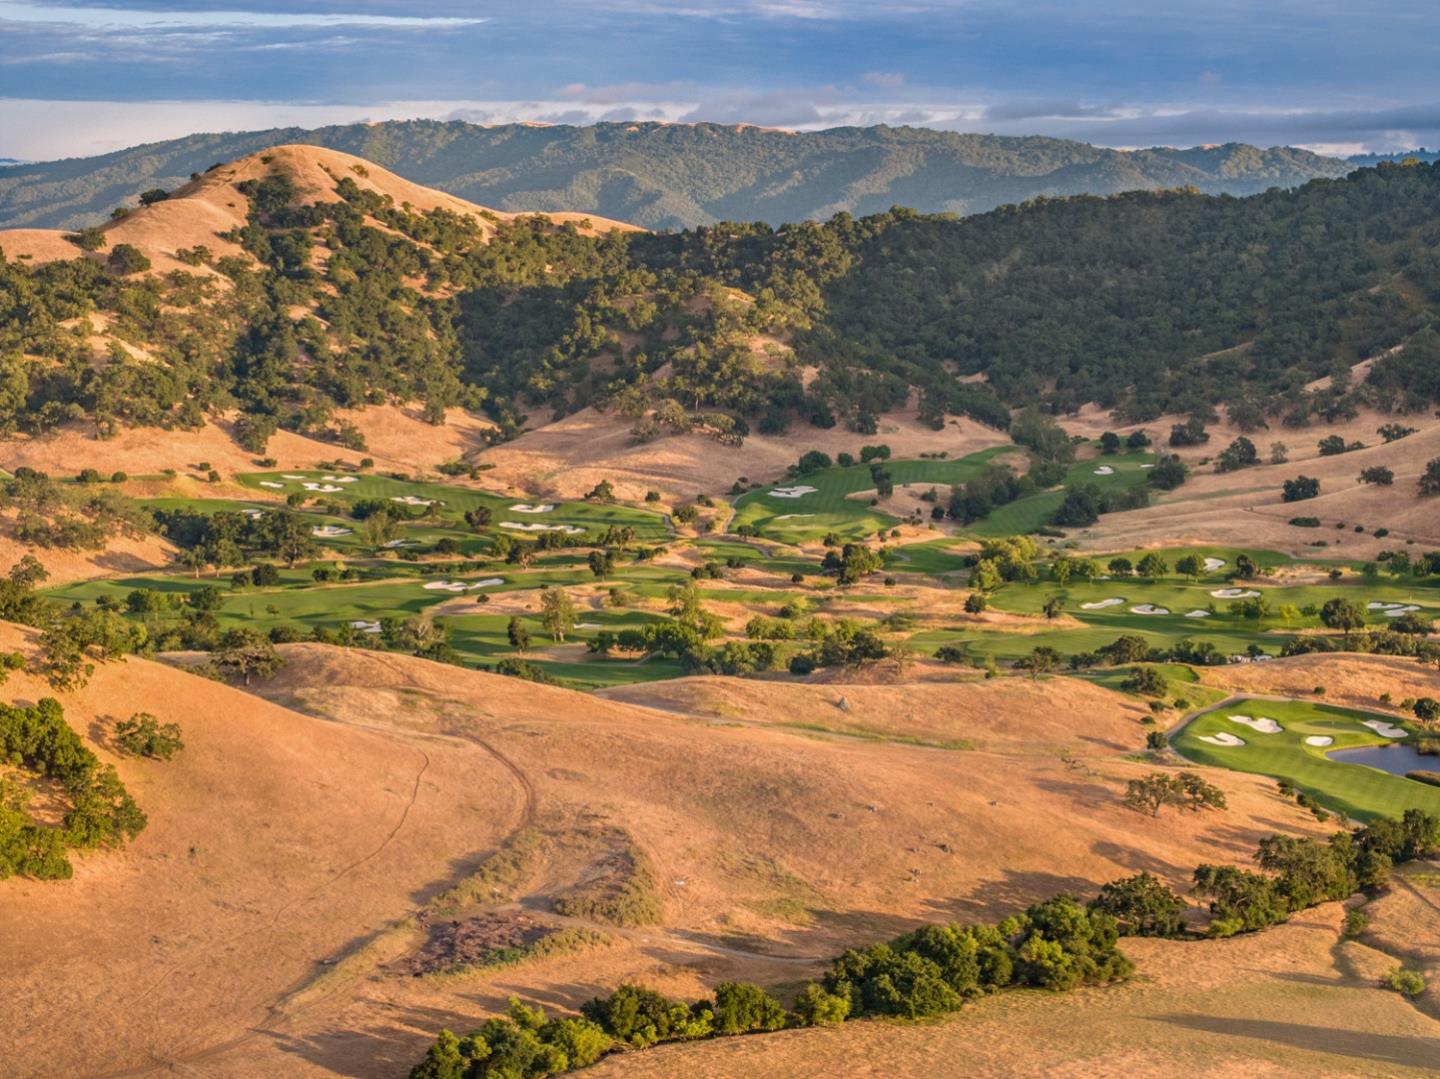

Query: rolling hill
(2, 145), (1438, 456)
(0, 121), (1352, 232)
(10, 626), (1420, 1077)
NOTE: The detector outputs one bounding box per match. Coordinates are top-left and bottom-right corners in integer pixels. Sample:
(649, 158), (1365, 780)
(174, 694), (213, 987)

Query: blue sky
(2, 0), (1438, 160)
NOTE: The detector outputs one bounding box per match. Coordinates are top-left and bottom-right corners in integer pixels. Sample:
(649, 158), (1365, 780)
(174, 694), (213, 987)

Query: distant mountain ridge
(0, 121), (1351, 232)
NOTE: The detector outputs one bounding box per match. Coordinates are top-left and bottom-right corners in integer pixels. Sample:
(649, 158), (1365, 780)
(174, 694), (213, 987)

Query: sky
(2, 0), (1438, 161)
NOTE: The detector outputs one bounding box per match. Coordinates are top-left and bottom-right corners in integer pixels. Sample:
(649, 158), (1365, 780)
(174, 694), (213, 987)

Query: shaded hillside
(0, 121), (1351, 232)
(1, 150), (1437, 454)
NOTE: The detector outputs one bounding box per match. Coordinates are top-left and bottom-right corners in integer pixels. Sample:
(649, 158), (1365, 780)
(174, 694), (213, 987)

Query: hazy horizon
(2, 1), (1438, 161)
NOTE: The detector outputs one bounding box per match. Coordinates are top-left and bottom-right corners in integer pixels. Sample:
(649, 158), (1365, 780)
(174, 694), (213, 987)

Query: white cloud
(2, 94), (1437, 161)
(861, 71), (905, 88)
(0, 2), (485, 29)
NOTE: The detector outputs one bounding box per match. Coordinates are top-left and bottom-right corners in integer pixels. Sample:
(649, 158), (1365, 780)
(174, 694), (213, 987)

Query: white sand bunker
(500, 521), (585, 534)
(1304, 735), (1334, 747)
(391, 495), (441, 506)
(1140, 463), (1154, 469)
(1229, 714), (1283, 734)
(769, 485), (818, 499)
(1211, 587), (1260, 599)
(304, 482), (343, 493)
(259, 480), (285, 489)
(1202, 557), (1226, 571)
(576, 622), (601, 629)
(382, 538), (418, 548)
(321, 474), (359, 483)
(282, 473), (306, 480)
(349, 620), (381, 634)
(241, 509), (264, 519)
(1199, 732), (1246, 747)
(1383, 606), (1421, 617)
(310, 525), (352, 538)
(1093, 465), (1114, 475)
(1184, 609), (1212, 618)
(773, 513), (815, 520)
(423, 578), (503, 593)
(510, 503), (555, 513)
(1367, 601), (1401, 610)
(1081, 598), (1125, 610)
(1130, 604), (1170, 615)
(1362, 720), (1407, 739)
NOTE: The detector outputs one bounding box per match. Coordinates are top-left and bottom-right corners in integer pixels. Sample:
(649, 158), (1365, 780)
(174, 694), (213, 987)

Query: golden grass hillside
(0, 144), (638, 277)
(584, 896), (1440, 1078)
(3, 631), (1432, 1077)
(165, 644), (1343, 1076)
(0, 625), (523, 1079)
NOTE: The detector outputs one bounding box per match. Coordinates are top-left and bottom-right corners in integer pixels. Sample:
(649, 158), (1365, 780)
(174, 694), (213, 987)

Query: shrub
(106, 243), (151, 275)
(1384, 968), (1426, 999)
(64, 226), (107, 251)
(114, 713), (184, 760)
(1282, 475), (1320, 502)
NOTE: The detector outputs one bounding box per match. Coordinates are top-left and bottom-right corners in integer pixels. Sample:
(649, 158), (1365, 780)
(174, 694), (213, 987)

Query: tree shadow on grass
(1148, 1014), (1440, 1069)
(1089, 839), (1195, 880)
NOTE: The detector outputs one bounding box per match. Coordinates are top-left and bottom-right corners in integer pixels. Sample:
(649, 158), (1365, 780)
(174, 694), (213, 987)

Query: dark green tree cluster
(1195, 810), (1438, 936)
(0, 697), (146, 879)
(10, 159), (1440, 454)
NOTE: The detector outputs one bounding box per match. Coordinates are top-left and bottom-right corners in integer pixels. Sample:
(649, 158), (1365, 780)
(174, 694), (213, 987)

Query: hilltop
(0, 121), (1352, 232)
(0, 143), (635, 276)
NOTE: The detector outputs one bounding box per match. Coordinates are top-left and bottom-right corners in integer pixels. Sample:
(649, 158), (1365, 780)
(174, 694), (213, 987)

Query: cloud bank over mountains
(2, 0), (1437, 160)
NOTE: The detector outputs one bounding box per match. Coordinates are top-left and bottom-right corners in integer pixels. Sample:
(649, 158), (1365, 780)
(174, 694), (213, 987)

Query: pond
(1329, 743), (1439, 778)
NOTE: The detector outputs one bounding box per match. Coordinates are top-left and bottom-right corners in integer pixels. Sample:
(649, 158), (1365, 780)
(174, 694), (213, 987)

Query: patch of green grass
(235, 470), (671, 542)
(731, 448), (1011, 543)
(1171, 697), (1440, 821)
(963, 449), (1155, 538)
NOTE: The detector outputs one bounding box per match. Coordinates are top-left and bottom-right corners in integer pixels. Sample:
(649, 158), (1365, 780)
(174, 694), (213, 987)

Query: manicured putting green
(1172, 697), (1440, 821)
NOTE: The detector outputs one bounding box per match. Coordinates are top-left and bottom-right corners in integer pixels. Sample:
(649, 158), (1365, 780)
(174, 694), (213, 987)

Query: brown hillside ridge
(476, 398), (1010, 501)
(0, 143), (639, 277)
(1, 638), (1354, 1078)
(1060, 402), (1440, 558)
(584, 897), (1440, 1078)
(2, 403), (495, 480)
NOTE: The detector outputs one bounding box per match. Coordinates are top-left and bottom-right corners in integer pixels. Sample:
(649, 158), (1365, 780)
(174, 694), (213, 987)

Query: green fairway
(730, 448), (1011, 543)
(235, 470), (672, 542)
(1171, 697), (1440, 821)
(963, 449), (1156, 537)
(982, 547), (1438, 656)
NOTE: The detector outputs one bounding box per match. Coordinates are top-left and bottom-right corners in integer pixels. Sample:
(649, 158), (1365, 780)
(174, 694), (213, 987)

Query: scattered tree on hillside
(106, 243), (150, 275)
(1421, 458), (1440, 496)
(1089, 873), (1185, 937)
(1137, 552), (1169, 579)
(1215, 436), (1258, 472)
(1124, 772), (1227, 817)
(1147, 454), (1188, 490)
(1168, 418), (1210, 447)
(539, 587), (578, 642)
(114, 713), (184, 760)
(1282, 475), (1321, 502)
(212, 629), (282, 686)
(1320, 597), (1366, 643)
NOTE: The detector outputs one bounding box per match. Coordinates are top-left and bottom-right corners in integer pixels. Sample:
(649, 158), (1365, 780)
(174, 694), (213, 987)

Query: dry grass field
(11, 631), (1416, 1077)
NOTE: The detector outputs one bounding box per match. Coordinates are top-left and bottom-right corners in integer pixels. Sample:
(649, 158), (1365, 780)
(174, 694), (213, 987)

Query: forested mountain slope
(1, 151), (1437, 457)
(0, 121), (1350, 232)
